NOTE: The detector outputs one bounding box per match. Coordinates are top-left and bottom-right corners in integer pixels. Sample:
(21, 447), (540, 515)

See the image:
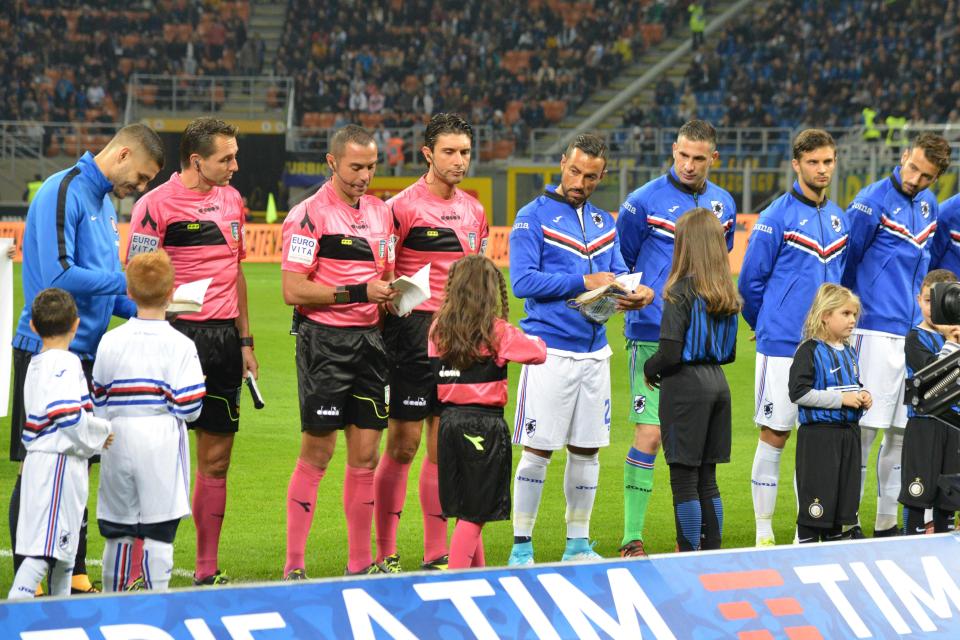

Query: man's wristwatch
(240, 336), (255, 348)
(334, 286), (351, 304)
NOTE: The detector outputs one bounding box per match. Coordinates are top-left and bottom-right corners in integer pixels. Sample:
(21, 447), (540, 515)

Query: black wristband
(346, 283), (369, 303)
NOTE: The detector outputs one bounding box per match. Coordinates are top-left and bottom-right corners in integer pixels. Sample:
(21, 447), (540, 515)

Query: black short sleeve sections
(402, 227), (463, 252)
(788, 339), (817, 404)
(163, 220), (229, 247)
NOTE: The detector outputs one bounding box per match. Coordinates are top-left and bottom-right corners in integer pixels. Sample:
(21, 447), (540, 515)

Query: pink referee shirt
(281, 182), (395, 327)
(127, 173), (246, 322)
(429, 318), (546, 407)
(389, 176), (488, 313)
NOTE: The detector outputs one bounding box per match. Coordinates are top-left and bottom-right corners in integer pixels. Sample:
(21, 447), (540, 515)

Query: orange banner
(1, 217), (761, 274)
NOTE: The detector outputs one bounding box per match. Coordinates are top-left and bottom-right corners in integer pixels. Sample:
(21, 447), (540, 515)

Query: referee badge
(591, 212), (604, 228)
(468, 232), (477, 251)
(831, 215), (842, 233)
(634, 394), (646, 414)
(808, 498), (824, 519)
(909, 478), (924, 497)
(378, 239), (387, 258)
(231, 221), (240, 240)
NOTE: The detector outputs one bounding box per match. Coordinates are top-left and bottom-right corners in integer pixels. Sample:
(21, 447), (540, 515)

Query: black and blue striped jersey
(789, 339), (863, 425)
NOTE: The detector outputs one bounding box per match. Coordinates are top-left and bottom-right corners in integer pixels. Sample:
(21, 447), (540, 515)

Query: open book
(568, 272), (643, 324)
(390, 263), (431, 316)
(166, 278), (213, 314)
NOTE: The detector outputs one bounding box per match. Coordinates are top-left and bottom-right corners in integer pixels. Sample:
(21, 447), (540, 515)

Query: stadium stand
(666, 0), (960, 131)
(278, 0), (691, 157)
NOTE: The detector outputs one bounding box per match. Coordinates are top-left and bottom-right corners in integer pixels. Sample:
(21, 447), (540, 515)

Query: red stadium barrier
(1, 217), (761, 273)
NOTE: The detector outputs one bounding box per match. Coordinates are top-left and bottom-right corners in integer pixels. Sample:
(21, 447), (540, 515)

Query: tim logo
(524, 418), (537, 436)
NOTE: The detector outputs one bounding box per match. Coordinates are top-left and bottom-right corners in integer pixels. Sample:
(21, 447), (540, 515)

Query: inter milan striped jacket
(15, 152), (136, 358)
(509, 186), (627, 352)
(22, 349), (111, 456)
(788, 339), (864, 426)
(842, 167), (939, 336)
(617, 167), (736, 342)
(929, 193), (960, 275)
(739, 184), (848, 357)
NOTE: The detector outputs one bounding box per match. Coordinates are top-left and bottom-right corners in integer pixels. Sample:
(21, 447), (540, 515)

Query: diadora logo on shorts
(315, 406), (340, 416)
(403, 397), (428, 407)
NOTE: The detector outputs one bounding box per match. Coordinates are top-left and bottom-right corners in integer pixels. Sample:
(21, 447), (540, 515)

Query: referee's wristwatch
(240, 336), (255, 349)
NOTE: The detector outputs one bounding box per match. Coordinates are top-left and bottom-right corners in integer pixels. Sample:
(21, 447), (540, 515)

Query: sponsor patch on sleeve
(128, 232), (160, 257)
(287, 234), (317, 266)
(479, 237), (488, 255)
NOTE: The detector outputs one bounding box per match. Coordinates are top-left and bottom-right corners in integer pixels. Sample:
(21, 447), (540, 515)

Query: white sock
(513, 450), (550, 538)
(924, 508), (934, 526)
(102, 536), (136, 592)
(48, 559), (74, 597)
(751, 440), (782, 540)
(8, 557), (48, 599)
(876, 429), (904, 531)
(142, 538), (175, 591)
(564, 451), (599, 540)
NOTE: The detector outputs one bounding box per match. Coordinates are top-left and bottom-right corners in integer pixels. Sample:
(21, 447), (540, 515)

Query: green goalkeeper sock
(623, 447), (656, 545)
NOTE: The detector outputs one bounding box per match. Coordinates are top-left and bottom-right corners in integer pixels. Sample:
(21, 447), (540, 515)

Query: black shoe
(843, 525), (866, 540)
(874, 525), (901, 538)
(194, 569), (230, 586)
(283, 568), (308, 581)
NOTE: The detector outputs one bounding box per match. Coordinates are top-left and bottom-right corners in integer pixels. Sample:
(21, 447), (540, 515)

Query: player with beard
(842, 133), (951, 537)
(739, 129), (849, 546)
(373, 113), (489, 572)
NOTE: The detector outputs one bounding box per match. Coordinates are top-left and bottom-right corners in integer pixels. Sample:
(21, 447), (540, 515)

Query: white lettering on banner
(849, 562), (911, 634)
(498, 577), (562, 640)
(343, 588), (418, 640)
(538, 569), (676, 640)
(287, 234), (317, 265)
(877, 556), (960, 633)
(101, 625), (174, 640)
(21, 631), (89, 640)
(221, 613), (286, 639)
(183, 619), (216, 640)
(414, 580), (498, 639)
(795, 564), (870, 638)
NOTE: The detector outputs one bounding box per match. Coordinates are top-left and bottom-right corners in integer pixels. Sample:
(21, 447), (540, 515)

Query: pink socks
(420, 458), (448, 563)
(344, 465), (376, 573)
(448, 520), (484, 569)
(373, 454), (411, 562)
(285, 459), (325, 575)
(193, 473), (226, 580)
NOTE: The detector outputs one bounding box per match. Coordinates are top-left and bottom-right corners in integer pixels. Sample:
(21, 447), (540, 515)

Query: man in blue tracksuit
(929, 192), (960, 273)
(842, 133), (952, 537)
(739, 129), (847, 546)
(614, 120), (736, 558)
(8, 124), (164, 591)
(508, 134), (653, 565)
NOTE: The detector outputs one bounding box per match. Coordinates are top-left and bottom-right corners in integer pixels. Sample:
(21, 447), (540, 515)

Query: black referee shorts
(172, 319), (243, 434)
(9, 349), (94, 462)
(899, 416), (960, 511)
(796, 422), (861, 529)
(296, 319), (389, 432)
(384, 311), (438, 421)
(438, 406), (511, 523)
(659, 365), (731, 467)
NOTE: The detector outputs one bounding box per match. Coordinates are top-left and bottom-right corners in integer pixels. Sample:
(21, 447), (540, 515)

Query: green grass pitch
(0, 263), (882, 590)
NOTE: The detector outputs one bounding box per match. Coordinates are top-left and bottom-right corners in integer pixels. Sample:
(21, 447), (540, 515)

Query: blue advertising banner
(4, 534), (960, 639)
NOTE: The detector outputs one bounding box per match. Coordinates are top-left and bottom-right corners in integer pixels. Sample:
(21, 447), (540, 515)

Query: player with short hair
(615, 120), (736, 557)
(373, 113), (489, 573)
(899, 269), (960, 535)
(280, 125), (397, 578)
(739, 129), (848, 545)
(929, 192), (960, 273)
(843, 132), (951, 537)
(9, 123), (163, 593)
(93, 250), (205, 591)
(126, 117), (257, 586)
(8, 288), (113, 599)
(508, 134), (654, 565)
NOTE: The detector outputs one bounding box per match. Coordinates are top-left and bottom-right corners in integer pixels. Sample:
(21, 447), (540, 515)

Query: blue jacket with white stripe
(616, 167), (736, 341)
(14, 152), (136, 359)
(841, 167), (938, 336)
(928, 192), (960, 275)
(738, 183), (848, 357)
(509, 186), (627, 352)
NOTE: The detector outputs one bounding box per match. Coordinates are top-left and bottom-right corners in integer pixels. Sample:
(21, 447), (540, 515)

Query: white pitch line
(0, 548), (193, 578)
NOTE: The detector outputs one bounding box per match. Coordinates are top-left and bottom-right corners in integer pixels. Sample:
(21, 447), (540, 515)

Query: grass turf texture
(0, 263), (883, 590)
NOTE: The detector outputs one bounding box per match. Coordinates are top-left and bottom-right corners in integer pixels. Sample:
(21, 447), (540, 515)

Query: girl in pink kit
(428, 255), (546, 569)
